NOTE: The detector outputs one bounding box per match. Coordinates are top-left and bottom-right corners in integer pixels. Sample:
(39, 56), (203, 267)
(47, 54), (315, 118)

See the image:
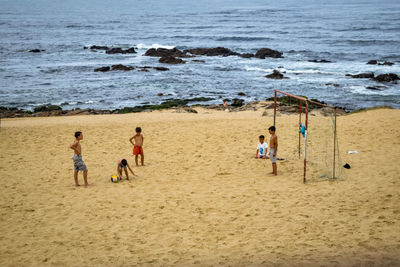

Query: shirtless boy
(70, 131), (89, 186)
(268, 126), (278, 176)
(117, 158), (136, 180)
(129, 127), (144, 166)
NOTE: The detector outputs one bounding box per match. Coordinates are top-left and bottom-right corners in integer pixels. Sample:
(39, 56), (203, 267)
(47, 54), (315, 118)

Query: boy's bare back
(133, 134), (143, 147)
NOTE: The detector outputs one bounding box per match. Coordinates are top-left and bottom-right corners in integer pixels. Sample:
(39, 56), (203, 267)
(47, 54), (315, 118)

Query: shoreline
(1, 97), (382, 119)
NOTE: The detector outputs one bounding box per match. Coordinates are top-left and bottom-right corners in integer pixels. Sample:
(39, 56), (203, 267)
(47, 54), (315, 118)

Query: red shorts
(133, 146), (143, 155)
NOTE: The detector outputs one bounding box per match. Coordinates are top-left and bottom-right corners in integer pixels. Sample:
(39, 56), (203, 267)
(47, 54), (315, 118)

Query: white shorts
(269, 148), (277, 163)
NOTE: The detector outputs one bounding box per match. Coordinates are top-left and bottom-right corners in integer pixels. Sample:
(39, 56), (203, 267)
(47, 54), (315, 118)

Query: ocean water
(1, 0), (399, 111)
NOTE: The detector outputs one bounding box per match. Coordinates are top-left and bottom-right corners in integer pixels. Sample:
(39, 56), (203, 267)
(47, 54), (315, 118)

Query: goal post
(273, 89), (339, 183)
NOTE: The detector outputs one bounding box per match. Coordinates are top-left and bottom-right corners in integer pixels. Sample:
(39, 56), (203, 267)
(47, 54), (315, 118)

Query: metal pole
(299, 99), (301, 159)
(304, 101), (309, 184)
(333, 108), (337, 179)
(273, 90), (277, 127)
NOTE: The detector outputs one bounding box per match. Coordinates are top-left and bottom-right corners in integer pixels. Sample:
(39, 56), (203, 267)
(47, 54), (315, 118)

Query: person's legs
(273, 163), (277, 176)
(83, 169), (89, 185)
(74, 171), (79, 186)
(135, 155), (139, 166)
(124, 168), (129, 180)
(141, 154), (144, 166)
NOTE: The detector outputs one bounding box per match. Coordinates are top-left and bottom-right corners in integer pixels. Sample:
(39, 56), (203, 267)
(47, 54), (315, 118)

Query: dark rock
(191, 60), (206, 63)
(188, 97), (214, 102)
(94, 66), (111, 72)
(106, 47), (136, 54)
(183, 107), (198, 113)
(366, 86), (386, 90)
(184, 47), (239, 57)
(124, 47), (137, 54)
(308, 59), (332, 63)
(111, 64), (134, 71)
(29, 49), (44, 53)
(238, 92), (246, 96)
(34, 104), (62, 113)
(83, 46), (88, 49)
(381, 61), (394, 66)
(367, 60), (394, 66)
(0, 107), (33, 118)
(372, 73), (399, 83)
(254, 48), (283, 59)
(326, 83), (340, 87)
(265, 70), (289, 79)
(90, 45), (109, 50)
(139, 68), (150, 72)
(144, 47), (189, 58)
(157, 93), (163, 96)
(231, 98), (244, 107)
(239, 53), (254, 58)
(346, 73), (374, 79)
(153, 67), (169, 71)
(159, 56), (185, 64)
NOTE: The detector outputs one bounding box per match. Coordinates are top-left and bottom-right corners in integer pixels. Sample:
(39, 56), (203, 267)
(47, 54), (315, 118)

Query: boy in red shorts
(129, 127), (144, 166)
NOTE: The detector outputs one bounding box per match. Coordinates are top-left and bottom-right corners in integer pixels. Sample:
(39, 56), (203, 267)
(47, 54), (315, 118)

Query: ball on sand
(110, 175), (120, 183)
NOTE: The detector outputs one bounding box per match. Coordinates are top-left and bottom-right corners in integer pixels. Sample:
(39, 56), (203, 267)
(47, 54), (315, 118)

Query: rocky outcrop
(366, 86), (386, 90)
(29, 49), (45, 53)
(372, 73), (399, 83)
(265, 70), (289, 79)
(346, 73), (374, 79)
(231, 98), (244, 107)
(89, 45), (109, 50)
(94, 65), (168, 72)
(33, 105), (62, 112)
(308, 59), (332, 63)
(159, 56), (185, 64)
(153, 67), (169, 71)
(254, 48), (283, 59)
(106, 47), (136, 54)
(86, 45), (136, 54)
(239, 53), (254, 58)
(111, 64), (134, 71)
(143, 46), (284, 59)
(367, 60), (394, 66)
(144, 47), (189, 58)
(326, 83), (340, 87)
(94, 66), (111, 72)
(184, 47), (239, 57)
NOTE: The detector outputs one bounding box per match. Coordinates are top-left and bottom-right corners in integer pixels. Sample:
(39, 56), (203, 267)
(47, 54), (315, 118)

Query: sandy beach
(0, 107), (399, 266)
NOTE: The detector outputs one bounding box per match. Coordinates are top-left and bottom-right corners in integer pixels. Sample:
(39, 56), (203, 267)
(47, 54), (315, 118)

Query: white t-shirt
(257, 142), (268, 156)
